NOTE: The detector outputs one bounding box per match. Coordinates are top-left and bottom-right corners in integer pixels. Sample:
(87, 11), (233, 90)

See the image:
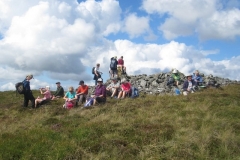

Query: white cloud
(123, 13), (151, 38)
(142, 0), (240, 41)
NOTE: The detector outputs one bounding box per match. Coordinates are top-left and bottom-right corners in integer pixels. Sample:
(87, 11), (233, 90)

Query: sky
(0, 0), (240, 91)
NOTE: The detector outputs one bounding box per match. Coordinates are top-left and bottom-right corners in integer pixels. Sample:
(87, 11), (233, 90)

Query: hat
(97, 78), (103, 82)
(27, 74), (34, 79)
(79, 80), (84, 85)
(56, 82), (60, 84)
(46, 86), (50, 89)
(186, 74), (192, 77)
(172, 69), (177, 74)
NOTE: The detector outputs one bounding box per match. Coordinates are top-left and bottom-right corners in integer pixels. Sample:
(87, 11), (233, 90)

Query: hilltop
(0, 84), (240, 159)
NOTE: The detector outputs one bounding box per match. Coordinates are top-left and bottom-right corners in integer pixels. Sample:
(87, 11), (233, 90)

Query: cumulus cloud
(142, 0), (240, 41)
(0, 0), (239, 91)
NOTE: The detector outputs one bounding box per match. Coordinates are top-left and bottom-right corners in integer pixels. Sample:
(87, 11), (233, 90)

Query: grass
(0, 84), (240, 159)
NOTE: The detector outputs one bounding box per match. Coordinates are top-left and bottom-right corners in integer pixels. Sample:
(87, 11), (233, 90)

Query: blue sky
(0, 0), (239, 91)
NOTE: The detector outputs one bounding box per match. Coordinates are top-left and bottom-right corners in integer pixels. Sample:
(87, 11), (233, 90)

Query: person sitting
(76, 80), (88, 105)
(63, 86), (78, 109)
(183, 75), (197, 96)
(171, 69), (181, 86)
(35, 86), (52, 108)
(51, 82), (64, 100)
(118, 78), (131, 99)
(192, 70), (203, 86)
(106, 78), (120, 98)
(93, 78), (106, 105)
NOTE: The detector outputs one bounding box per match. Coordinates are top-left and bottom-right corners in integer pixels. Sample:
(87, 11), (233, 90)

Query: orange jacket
(76, 85), (88, 95)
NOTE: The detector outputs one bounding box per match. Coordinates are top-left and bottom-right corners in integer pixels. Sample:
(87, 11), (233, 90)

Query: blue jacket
(192, 73), (203, 83)
(23, 79), (31, 91)
(183, 80), (196, 91)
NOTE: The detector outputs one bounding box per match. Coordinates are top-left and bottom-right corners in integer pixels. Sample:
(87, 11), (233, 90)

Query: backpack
(130, 86), (139, 98)
(15, 82), (25, 94)
(110, 59), (117, 70)
(92, 67), (95, 74)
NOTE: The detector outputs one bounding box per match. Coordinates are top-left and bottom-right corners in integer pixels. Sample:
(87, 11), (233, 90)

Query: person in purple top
(93, 78), (106, 105)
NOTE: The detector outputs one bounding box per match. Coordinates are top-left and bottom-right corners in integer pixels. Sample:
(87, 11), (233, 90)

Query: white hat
(97, 78), (103, 82)
(172, 69), (177, 74)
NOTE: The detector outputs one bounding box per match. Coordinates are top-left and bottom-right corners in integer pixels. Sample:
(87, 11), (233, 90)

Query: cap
(27, 74), (34, 79)
(97, 78), (103, 82)
(187, 74), (192, 77)
(56, 82), (60, 84)
(79, 80), (84, 85)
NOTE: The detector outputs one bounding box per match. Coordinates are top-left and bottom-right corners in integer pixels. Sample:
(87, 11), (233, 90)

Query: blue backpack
(130, 87), (139, 98)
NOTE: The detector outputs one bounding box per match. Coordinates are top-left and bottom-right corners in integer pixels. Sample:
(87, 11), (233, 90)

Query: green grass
(0, 85), (240, 159)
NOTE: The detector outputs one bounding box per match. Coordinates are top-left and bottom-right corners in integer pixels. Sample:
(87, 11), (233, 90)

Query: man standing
(51, 82), (64, 100)
(23, 74), (35, 108)
(76, 80), (89, 105)
(93, 63), (102, 86)
(93, 78), (106, 105)
(110, 56), (118, 78)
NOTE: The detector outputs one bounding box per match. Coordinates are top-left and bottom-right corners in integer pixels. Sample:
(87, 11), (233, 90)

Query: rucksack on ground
(130, 86), (139, 98)
(92, 67), (95, 74)
(15, 82), (25, 94)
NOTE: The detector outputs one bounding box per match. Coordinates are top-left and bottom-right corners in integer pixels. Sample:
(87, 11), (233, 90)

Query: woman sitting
(35, 86), (52, 108)
(118, 78), (131, 99)
(63, 86), (77, 109)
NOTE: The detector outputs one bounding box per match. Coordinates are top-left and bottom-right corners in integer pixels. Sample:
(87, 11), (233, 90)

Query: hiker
(192, 70), (203, 86)
(118, 78), (131, 99)
(93, 78), (106, 105)
(51, 82), (64, 100)
(35, 86), (52, 108)
(117, 56), (126, 74)
(183, 75), (197, 96)
(110, 56), (118, 78)
(171, 69), (181, 86)
(63, 86), (77, 109)
(106, 78), (120, 98)
(93, 63), (102, 86)
(22, 74), (35, 108)
(76, 80), (88, 105)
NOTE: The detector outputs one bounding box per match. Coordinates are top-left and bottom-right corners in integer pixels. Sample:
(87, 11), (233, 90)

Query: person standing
(93, 78), (106, 105)
(22, 74), (35, 108)
(117, 56), (126, 74)
(51, 82), (64, 100)
(76, 80), (89, 105)
(93, 63), (102, 86)
(110, 56), (118, 78)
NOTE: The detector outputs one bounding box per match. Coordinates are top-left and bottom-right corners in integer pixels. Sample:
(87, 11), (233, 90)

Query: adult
(192, 70), (203, 86)
(93, 63), (102, 86)
(118, 78), (131, 99)
(51, 82), (64, 100)
(63, 86), (78, 108)
(117, 56), (126, 74)
(171, 69), (181, 86)
(110, 56), (118, 78)
(106, 78), (120, 98)
(93, 78), (106, 105)
(76, 80), (89, 105)
(183, 75), (197, 96)
(35, 86), (52, 108)
(22, 74), (35, 108)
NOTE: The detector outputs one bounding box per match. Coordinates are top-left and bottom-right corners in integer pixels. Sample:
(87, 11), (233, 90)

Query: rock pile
(88, 71), (240, 96)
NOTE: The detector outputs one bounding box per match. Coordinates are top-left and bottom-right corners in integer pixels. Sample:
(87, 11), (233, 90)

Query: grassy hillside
(0, 85), (240, 160)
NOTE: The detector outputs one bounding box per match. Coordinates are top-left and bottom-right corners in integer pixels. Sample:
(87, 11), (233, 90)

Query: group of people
(22, 75), (64, 108)
(22, 67), (204, 108)
(169, 69), (203, 96)
(109, 56), (127, 79)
